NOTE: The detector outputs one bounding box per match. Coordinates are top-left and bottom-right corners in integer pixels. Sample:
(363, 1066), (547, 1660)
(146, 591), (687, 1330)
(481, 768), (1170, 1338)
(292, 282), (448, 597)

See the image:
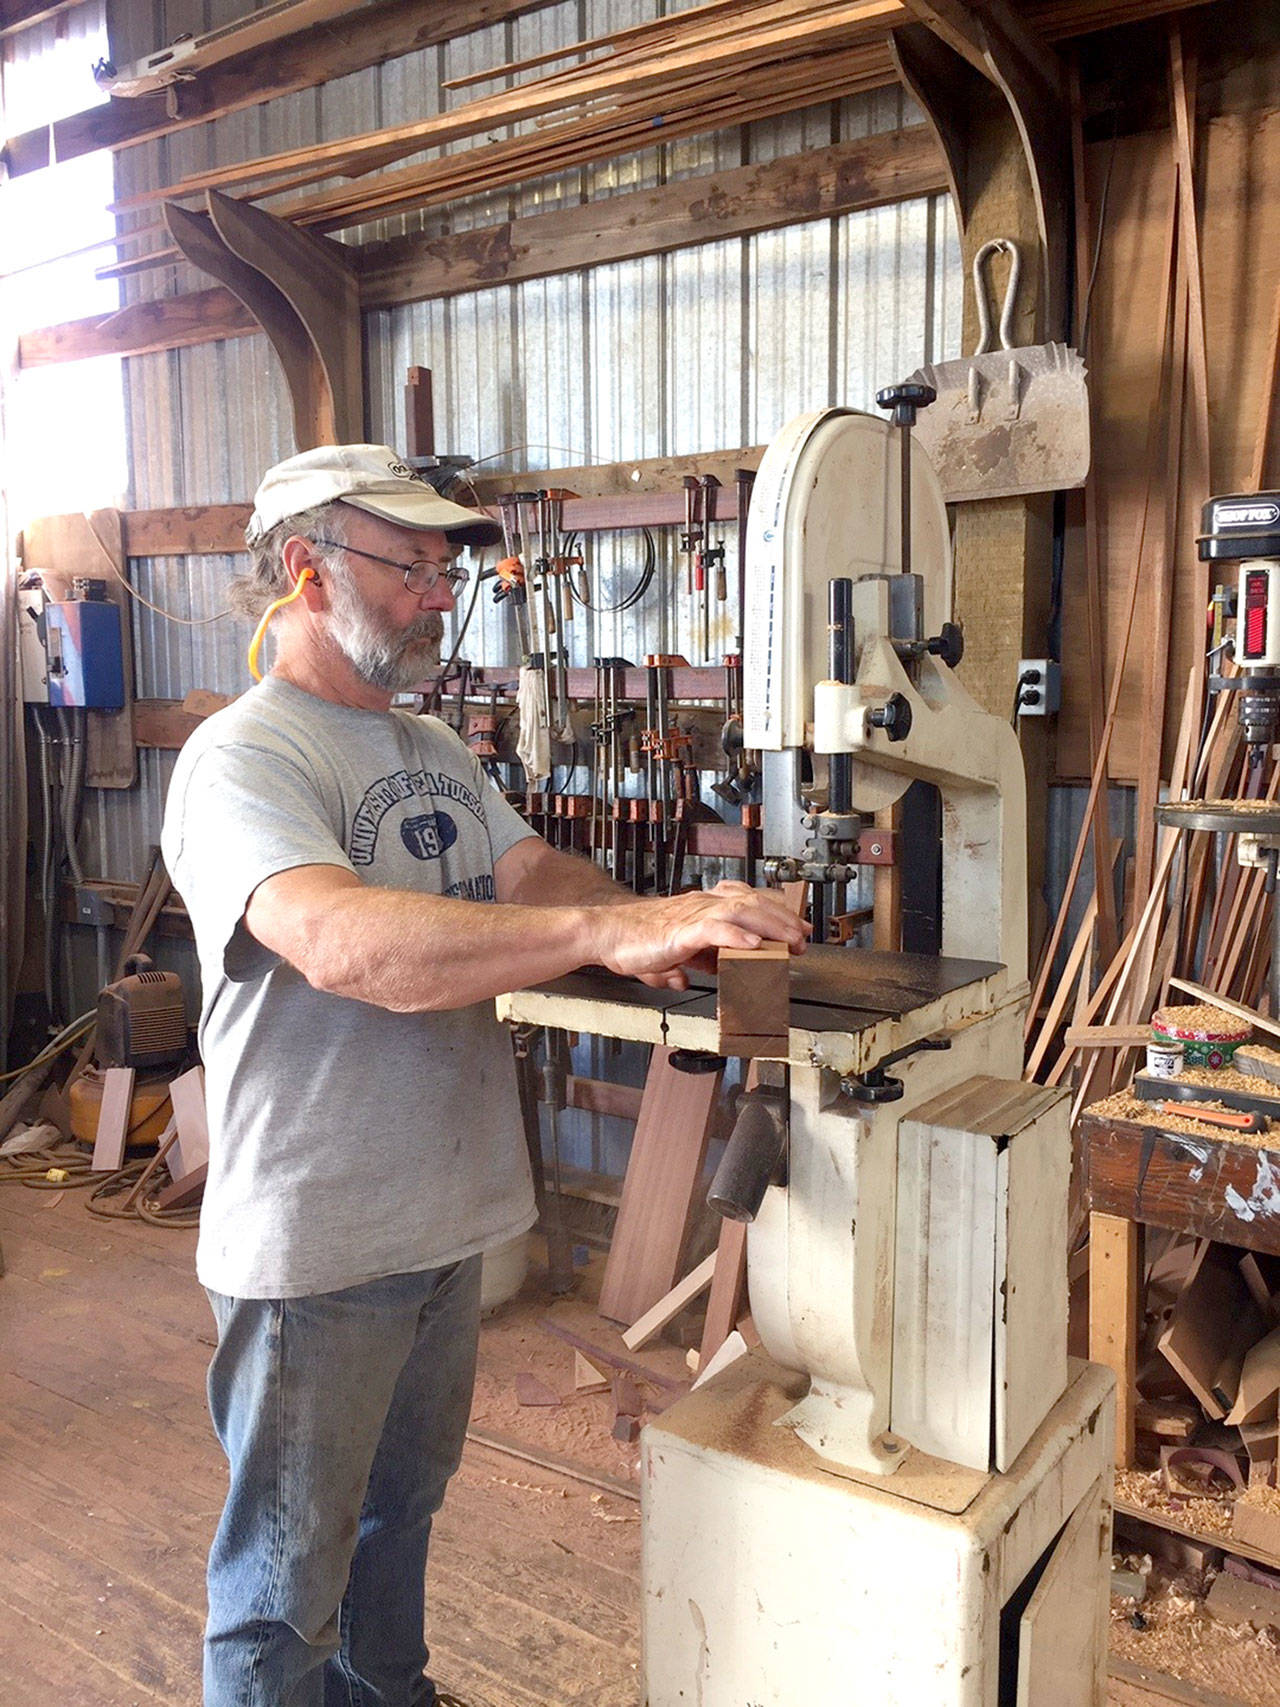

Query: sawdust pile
(1115, 1468), (1237, 1538)
(1089, 1088), (1279, 1150)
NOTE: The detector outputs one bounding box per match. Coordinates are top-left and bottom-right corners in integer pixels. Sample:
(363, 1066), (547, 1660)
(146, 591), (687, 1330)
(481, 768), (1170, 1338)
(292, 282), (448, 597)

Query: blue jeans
(204, 1256), (482, 1707)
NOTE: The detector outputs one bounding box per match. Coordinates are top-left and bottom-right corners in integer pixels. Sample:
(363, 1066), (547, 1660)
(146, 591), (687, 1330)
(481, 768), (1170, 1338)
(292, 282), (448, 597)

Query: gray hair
(229, 500), (350, 620)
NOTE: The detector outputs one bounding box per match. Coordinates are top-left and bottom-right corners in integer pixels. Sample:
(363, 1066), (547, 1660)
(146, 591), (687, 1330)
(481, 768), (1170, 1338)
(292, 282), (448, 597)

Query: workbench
(1082, 1103), (1280, 1469)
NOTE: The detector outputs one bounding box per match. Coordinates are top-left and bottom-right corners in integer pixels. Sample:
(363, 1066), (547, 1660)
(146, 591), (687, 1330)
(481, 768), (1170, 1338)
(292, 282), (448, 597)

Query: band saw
(499, 394), (1115, 1705)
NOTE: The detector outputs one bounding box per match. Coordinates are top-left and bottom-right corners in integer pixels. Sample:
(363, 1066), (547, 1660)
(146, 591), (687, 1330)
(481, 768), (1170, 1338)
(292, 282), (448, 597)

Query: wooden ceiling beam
(17, 125), (946, 368)
(0, 0), (77, 36)
(2, 0), (563, 176)
(0, 0), (1214, 181)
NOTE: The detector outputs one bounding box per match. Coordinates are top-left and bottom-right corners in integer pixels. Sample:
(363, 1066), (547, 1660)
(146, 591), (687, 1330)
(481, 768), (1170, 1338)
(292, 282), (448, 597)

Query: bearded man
(160, 443), (806, 1707)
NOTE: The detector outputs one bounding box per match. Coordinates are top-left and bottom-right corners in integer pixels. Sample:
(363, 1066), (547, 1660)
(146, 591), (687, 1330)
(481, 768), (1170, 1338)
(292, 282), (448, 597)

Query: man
(161, 443), (806, 1707)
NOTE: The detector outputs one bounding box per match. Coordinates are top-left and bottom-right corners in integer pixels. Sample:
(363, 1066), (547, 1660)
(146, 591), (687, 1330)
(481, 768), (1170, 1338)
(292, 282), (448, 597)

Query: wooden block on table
(91, 1066), (134, 1172)
(716, 943), (789, 1058)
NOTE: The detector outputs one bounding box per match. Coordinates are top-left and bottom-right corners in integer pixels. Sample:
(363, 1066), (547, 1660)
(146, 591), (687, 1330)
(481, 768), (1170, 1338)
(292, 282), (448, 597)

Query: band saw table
(499, 398), (1114, 1705)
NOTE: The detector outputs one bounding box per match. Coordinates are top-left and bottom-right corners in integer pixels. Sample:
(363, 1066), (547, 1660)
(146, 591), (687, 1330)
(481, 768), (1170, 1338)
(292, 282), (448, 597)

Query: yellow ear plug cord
(247, 568), (315, 681)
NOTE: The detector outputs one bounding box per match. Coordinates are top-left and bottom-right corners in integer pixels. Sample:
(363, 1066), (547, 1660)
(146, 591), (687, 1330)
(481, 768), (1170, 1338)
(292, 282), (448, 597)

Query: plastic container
(480, 1232), (529, 1315)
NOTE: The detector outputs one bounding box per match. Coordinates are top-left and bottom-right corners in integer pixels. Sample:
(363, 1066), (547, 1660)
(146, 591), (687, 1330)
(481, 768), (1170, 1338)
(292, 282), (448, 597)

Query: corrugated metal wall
(66, 1), (962, 1058)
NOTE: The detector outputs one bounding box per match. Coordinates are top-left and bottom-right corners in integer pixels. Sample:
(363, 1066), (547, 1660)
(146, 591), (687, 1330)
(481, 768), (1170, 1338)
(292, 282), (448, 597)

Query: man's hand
(591, 880), (809, 990)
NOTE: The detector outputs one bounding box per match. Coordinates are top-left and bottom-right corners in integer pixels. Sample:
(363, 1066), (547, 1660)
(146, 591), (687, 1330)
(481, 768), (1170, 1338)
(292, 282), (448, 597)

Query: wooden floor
(0, 1182), (1204, 1707)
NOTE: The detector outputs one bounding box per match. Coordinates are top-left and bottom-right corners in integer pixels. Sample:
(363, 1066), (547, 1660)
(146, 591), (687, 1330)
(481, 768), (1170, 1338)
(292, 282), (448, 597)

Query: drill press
(499, 401), (1114, 1705)
(1157, 492), (1280, 1014)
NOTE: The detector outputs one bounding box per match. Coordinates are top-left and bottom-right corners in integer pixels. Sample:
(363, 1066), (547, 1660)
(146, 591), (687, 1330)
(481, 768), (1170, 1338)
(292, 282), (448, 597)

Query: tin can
(1146, 1039), (1185, 1079)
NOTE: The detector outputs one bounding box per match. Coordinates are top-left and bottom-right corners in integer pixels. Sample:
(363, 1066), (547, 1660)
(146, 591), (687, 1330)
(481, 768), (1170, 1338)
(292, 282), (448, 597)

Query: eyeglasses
(310, 538), (469, 596)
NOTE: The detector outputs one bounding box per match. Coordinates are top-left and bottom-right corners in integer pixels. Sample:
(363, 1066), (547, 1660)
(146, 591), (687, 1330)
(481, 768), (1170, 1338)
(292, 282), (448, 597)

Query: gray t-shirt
(161, 674), (539, 1298)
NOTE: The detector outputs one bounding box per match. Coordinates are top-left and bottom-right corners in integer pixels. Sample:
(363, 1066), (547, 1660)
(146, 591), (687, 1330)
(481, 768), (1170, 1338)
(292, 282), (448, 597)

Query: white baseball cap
(246, 443), (501, 547)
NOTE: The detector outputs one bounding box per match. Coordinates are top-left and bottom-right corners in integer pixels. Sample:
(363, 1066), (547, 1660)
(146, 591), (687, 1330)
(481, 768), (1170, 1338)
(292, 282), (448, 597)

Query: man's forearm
(505, 844), (632, 908)
(307, 886), (604, 1011)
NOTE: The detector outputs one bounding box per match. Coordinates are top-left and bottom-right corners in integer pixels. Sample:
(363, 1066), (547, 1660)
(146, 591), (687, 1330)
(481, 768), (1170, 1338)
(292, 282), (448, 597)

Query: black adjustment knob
(875, 382), (937, 429)
(670, 1049), (726, 1074)
(927, 622), (965, 669)
(867, 692), (913, 742)
(844, 1067), (904, 1104)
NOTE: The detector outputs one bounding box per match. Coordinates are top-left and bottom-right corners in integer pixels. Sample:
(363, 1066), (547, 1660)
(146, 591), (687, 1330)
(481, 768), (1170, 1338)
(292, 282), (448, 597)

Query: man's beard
(323, 573), (444, 691)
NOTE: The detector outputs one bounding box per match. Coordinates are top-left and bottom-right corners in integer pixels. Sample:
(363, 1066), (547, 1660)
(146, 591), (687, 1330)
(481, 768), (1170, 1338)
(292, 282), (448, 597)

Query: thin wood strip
(1069, 54), (1118, 969)
(1111, 667), (1199, 1034)
(1046, 923), (1139, 1088)
(441, 0), (761, 88)
(1168, 24), (1212, 712)
(1131, 217), (1187, 898)
(621, 1253), (717, 1352)
(1250, 270), (1280, 491)
(1024, 181), (1181, 1041)
(1024, 891), (1098, 1082)
(111, 0), (903, 211)
(1167, 977), (1280, 1043)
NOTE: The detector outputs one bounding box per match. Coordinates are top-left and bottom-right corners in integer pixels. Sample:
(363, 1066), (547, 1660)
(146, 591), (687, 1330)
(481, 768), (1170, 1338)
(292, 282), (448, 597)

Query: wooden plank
(20, 128), (945, 370)
(1088, 1210), (1141, 1468)
(1016, 1475), (1108, 1707)
(697, 1216), (749, 1374)
(1168, 976), (1280, 1042)
(114, 2), (905, 206)
(1, 0), (565, 175)
(1085, 1112), (1280, 1258)
(565, 1075), (644, 1123)
(1250, 269), (1280, 490)
(0, 0), (1211, 181)
(167, 1065), (209, 1182)
(91, 1067), (135, 1173)
(1156, 1239), (1264, 1420)
(357, 126), (946, 302)
(621, 1252), (717, 1351)
(1057, 107), (1280, 783)
(0, 0), (77, 34)
(597, 1047), (722, 1326)
(17, 288), (258, 368)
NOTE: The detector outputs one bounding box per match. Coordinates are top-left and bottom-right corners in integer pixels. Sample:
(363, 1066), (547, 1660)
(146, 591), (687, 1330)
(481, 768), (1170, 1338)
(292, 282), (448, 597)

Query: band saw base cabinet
(642, 1355), (1114, 1707)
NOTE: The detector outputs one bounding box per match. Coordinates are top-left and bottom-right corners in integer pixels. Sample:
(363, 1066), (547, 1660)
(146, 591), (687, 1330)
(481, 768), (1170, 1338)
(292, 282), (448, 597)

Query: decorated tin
(1151, 1003), (1251, 1070)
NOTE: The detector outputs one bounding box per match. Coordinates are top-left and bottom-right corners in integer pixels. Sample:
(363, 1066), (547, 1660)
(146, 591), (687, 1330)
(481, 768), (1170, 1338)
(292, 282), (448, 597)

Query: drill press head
(1200, 492), (1280, 764)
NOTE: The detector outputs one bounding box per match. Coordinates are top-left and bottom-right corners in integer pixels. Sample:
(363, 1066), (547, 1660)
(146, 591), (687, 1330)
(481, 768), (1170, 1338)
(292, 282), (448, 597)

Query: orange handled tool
(1158, 1101), (1265, 1134)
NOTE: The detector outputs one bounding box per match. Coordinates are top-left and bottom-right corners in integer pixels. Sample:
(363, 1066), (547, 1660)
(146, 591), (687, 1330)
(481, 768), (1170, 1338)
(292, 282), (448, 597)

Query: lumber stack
(1023, 23), (1280, 1147)
(107, 0), (908, 267)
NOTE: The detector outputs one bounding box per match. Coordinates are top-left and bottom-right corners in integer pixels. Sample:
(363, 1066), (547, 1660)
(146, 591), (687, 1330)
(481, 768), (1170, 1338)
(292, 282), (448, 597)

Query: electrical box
(45, 598), (126, 710)
(17, 574), (49, 704)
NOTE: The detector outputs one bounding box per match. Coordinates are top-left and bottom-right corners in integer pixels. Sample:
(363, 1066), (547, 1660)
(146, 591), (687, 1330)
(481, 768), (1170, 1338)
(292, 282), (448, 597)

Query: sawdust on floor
(471, 1245), (693, 1486)
(1111, 1558), (1280, 1707)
